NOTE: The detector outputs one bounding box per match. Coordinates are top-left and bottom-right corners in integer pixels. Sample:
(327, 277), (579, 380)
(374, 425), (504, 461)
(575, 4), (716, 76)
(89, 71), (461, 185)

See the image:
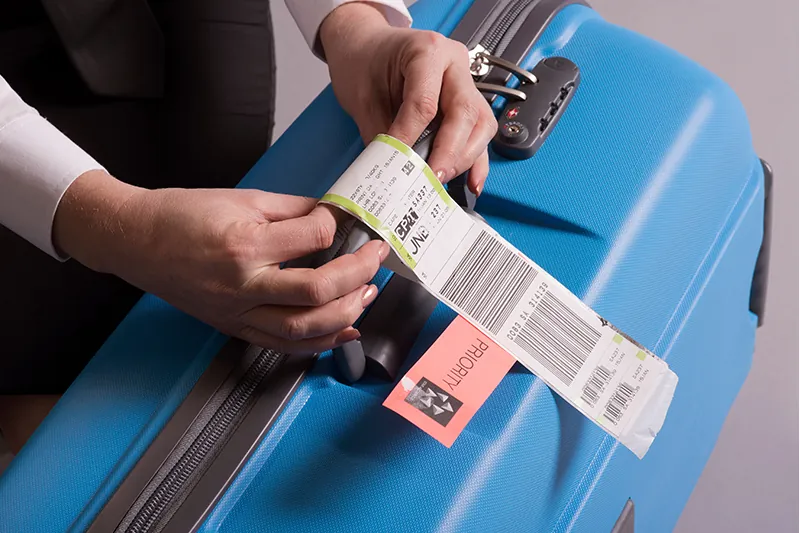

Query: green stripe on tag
(613, 334), (624, 344)
(636, 350), (647, 361)
(321, 193), (382, 229)
(320, 193), (417, 269)
(423, 166), (457, 208)
(374, 134), (455, 209)
(375, 134), (412, 157)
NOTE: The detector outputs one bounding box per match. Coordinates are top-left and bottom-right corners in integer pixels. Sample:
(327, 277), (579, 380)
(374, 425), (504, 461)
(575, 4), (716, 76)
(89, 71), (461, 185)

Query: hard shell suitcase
(0, 0), (771, 531)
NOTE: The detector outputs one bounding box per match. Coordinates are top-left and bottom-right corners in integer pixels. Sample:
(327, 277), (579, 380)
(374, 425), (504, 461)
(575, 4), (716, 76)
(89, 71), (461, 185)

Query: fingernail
(378, 241), (390, 261)
(336, 328), (361, 345)
(476, 181), (484, 196)
(361, 285), (378, 307)
(435, 170), (447, 183)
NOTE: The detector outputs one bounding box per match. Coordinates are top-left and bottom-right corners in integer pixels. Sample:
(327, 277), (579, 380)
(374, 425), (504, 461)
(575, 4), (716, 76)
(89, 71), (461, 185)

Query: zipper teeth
(480, 0), (536, 54)
(480, 0), (535, 54)
(124, 349), (284, 533)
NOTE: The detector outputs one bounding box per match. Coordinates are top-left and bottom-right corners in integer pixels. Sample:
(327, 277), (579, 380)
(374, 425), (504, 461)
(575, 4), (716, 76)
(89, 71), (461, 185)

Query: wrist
(53, 170), (148, 273)
(320, 2), (392, 60)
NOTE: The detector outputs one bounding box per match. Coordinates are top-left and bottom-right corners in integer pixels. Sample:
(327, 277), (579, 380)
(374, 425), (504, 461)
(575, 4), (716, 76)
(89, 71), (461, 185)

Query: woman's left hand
(320, 2), (497, 195)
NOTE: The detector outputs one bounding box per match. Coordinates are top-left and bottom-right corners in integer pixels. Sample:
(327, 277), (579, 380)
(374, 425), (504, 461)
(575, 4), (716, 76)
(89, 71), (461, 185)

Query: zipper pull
(474, 82), (527, 102)
(469, 44), (538, 85)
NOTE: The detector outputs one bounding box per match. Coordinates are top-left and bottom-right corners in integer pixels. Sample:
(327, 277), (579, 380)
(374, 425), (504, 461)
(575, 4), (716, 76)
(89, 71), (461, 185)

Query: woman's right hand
(54, 170), (389, 353)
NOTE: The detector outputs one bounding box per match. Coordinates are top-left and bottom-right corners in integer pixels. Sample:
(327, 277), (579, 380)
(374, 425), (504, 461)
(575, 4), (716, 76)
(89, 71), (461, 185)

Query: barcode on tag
(603, 382), (636, 425)
(325, 135), (680, 458)
(513, 291), (601, 386)
(440, 231), (537, 334)
(581, 365), (613, 407)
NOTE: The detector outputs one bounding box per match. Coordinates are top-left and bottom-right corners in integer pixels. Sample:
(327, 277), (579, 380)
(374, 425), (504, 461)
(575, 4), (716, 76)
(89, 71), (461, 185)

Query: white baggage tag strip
(321, 135), (678, 458)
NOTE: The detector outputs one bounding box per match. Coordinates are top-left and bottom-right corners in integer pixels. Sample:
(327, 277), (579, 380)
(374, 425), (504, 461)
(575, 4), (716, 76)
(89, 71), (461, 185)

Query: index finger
(388, 53), (446, 147)
(245, 239), (389, 306)
(256, 204), (348, 264)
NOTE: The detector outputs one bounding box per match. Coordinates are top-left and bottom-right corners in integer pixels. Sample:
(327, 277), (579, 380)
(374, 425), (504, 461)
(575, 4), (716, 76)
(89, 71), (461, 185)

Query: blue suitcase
(0, 0), (771, 531)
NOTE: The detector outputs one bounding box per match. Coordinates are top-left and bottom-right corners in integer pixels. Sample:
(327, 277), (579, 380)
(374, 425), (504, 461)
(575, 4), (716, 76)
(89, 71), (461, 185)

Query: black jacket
(0, 0), (276, 393)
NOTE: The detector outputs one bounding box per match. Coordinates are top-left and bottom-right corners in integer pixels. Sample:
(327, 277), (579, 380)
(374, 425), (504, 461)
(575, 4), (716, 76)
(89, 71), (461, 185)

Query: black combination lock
(491, 56), (580, 160)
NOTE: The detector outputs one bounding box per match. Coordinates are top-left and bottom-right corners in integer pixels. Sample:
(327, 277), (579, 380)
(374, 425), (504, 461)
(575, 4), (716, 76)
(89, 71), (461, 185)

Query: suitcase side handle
(749, 158), (773, 327)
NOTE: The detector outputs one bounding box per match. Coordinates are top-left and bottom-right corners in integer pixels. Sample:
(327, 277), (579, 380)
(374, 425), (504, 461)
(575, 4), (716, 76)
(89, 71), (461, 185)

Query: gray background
(269, 0), (799, 531)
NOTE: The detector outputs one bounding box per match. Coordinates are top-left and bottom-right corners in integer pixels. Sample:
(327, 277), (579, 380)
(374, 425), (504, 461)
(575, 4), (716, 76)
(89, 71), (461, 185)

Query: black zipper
(479, 0), (538, 55)
(118, 349), (285, 533)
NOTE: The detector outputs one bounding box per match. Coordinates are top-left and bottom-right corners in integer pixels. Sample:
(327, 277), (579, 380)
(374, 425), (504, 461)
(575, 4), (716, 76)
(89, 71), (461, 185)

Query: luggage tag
(331, 132), (470, 384)
(320, 135), (679, 459)
(383, 316), (516, 447)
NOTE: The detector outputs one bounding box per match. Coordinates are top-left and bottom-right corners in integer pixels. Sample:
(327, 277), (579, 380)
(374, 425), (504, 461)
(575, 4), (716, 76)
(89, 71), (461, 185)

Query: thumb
(254, 203), (341, 264)
(387, 58), (445, 146)
(246, 191), (319, 222)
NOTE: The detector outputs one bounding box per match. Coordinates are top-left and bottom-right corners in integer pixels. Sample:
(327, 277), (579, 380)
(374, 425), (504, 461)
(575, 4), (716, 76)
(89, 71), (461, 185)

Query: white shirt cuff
(285, 0), (413, 60)
(0, 112), (104, 260)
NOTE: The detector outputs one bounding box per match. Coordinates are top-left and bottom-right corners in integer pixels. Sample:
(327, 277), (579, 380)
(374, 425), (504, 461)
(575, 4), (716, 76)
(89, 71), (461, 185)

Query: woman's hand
(54, 170), (389, 353)
(321, 3), (497, 195)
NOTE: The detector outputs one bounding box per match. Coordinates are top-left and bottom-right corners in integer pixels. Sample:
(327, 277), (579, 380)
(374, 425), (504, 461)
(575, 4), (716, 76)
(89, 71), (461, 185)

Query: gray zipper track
(119, 348), (285, 533)
(480, 0), (537, 54)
